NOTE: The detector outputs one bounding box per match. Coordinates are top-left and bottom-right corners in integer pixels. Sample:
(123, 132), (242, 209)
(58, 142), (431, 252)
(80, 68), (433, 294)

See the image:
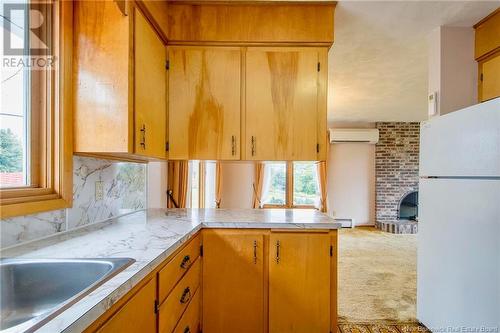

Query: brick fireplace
(375, 122), (420, 234)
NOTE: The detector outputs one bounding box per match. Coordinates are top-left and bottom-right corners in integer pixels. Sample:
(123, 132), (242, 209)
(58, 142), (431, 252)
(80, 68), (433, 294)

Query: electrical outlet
(95, 181), (104, 201)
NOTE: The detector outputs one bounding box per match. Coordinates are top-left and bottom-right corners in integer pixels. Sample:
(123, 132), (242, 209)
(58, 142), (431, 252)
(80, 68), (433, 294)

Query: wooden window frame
(0, 0), (73, 219)
(262, 162), (317, 210)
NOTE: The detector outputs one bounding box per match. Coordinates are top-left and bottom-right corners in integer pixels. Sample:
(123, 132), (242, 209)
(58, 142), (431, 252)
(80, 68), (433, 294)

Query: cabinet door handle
(183, 327), (191, 333)
(276, 240), (280, 264)
(251, 136), (256, 156)
(140, 124), (146, 149)
(180, 287), (191, 304)
(253, 240), (257, 264)
(180, 255), (191, 269)
(231, 135), (236, 156)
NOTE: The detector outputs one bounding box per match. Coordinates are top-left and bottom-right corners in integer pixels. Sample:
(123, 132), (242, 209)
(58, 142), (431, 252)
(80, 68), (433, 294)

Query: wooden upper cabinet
(268, 232), (331, 333)
(245, 47), (326, 161)
(202, 230), (265, 333)
(475, 9), (500, 102)
(134, 9), (167, 159)
(74, 1), (167, 160)
(474, 8), (500, 60)
(168, 47), (241, 160)
(479, 54), (500, 102)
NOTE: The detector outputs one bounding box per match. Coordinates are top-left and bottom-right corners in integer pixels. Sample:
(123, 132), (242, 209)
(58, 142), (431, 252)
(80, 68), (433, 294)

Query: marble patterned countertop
(0, 208), (340, 333)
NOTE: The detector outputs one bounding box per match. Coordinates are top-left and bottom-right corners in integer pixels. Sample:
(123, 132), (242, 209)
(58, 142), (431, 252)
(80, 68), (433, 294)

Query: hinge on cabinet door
(200, 244), (203, 257)
(154, 300), (159, 314)
(166, 60), (170, 70)
(316, 143), (320, 153)
(317, 62), (321, 72)
(166, 141), (169, 152)
(330, 245), (333, 257)
(480, 73), (483, 82)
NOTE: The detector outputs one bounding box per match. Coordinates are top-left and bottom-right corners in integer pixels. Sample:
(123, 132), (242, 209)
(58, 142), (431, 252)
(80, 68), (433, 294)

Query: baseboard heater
(333, 218), (355, 228)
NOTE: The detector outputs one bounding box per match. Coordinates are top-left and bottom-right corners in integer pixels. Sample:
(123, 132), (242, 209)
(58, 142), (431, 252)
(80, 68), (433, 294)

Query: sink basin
(0, 258), (135, 332)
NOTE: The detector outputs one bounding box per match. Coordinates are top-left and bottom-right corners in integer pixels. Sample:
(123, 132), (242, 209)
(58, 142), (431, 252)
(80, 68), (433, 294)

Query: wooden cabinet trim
(164, 2), (335, 45)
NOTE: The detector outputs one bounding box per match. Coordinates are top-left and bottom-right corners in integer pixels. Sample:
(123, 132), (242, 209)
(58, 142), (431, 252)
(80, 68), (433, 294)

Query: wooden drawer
(159, 234), (201, 303)
(159, 258), (201, 333)
(173, 287), (201, 333)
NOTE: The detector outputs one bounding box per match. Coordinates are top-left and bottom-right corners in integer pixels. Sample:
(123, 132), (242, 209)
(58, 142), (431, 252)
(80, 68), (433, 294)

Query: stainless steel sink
(0, 258), (135, 332)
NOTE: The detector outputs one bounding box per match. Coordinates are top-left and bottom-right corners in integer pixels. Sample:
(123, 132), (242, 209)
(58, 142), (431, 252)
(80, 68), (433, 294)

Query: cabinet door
(479, 53), (500, 102)
(202, 230), (264, 333)
(97, 278), (156, 333)
(134, 8), (167, 159)
(245, 47), (320, 161)
(168, 47), (241, 160)
(269, 232), (331, 333)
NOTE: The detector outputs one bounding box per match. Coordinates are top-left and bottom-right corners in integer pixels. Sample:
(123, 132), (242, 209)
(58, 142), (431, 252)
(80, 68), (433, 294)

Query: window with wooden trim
(0, 0), (72, 218)
(262, 161), (320, 209)
(187, 161), (217, 209)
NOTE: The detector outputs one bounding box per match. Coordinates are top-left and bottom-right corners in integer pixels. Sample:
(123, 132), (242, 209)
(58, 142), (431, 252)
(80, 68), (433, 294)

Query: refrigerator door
(417, 178), (500, 330)
(420, 98), (500, 177)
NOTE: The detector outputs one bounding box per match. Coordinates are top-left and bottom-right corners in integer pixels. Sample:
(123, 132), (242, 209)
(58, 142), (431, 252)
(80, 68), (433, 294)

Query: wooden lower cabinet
(269, 232), (332, 333)
(202, 229), (337, 333)
(88, 229), (337, 333)
(202, 230), (265, 333)
(96, 278), (156, 333)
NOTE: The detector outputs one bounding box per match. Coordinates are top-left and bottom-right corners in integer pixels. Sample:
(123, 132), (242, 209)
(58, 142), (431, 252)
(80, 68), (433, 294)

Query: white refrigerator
(417, 98), (500, 331)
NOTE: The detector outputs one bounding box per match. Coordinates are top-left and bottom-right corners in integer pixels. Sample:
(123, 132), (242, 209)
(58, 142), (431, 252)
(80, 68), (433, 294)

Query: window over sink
(0, 1), (73, 218)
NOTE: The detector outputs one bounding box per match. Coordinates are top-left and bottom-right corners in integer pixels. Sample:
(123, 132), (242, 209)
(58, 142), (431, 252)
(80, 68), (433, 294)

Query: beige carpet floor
(338, 227), (417, 323)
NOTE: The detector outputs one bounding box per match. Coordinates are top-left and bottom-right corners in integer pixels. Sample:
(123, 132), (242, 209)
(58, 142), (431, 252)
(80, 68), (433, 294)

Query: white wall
(428, 26), (477, 116)
(147, 161), (168, 208)
(219, 162), (255, 209)
(327, 143), (376, 225)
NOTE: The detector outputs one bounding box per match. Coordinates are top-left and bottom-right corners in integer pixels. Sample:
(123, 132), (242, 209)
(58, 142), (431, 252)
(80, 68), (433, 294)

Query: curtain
(167, 161), (189, 208)
(252, 162), (265, 208)
(215, 161), (222, 208)
(316, 161), (328, 212)
(316, 130), (330, 212)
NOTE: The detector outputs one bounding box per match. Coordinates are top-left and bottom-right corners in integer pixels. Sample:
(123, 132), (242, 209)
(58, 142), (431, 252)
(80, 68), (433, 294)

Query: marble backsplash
(0, 156), (147, 248)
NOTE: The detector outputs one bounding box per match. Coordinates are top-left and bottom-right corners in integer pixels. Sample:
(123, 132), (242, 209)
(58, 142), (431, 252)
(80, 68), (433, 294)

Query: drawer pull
(183, 327), (191, 333)
(180, 255), (191, 269)
(140, 124), (146, 149)
(276, 240), (280, 264)
(231, 135), (236, 156)
(180, 287), (191, 304)
(253, 240), (257, 264)
(251, 136), (256, 156)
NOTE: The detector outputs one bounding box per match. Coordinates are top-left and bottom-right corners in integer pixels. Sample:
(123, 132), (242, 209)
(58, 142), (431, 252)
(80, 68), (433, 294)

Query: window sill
(0, 197), (72, 219)
(262, 205), (317, 209)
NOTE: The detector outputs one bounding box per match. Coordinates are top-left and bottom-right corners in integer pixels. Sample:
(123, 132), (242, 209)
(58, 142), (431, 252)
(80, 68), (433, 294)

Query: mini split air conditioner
(329, 128), (379, 144)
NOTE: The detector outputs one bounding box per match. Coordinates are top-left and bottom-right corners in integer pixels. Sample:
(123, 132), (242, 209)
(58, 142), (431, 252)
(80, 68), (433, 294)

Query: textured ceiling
(329, 1), (500, 123)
